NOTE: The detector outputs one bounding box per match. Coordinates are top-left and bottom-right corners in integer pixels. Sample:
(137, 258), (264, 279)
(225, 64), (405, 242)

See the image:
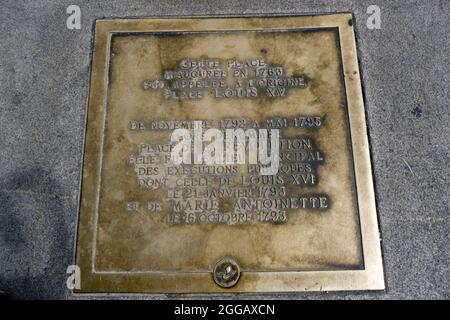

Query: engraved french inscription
(143, 58), (306, 100)
(76, 15), (384, 293)
(128, 117), (327, 225)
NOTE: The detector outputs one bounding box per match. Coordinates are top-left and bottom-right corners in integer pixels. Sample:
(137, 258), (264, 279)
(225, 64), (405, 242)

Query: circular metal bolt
(212, 256), (241, 288)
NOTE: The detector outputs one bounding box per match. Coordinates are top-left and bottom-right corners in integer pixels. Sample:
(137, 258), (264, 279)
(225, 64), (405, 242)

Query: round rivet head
(212, 256), (241, 288)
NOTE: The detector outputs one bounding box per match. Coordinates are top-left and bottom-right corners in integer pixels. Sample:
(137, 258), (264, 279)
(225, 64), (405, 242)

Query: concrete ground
(0, 0), (448, 299)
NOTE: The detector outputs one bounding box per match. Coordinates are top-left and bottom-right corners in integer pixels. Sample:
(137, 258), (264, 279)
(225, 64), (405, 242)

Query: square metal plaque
(75, 14), (384, 293)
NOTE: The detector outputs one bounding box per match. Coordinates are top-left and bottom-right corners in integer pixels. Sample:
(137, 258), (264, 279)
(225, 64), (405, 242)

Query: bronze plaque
(75, 14), (384, 293)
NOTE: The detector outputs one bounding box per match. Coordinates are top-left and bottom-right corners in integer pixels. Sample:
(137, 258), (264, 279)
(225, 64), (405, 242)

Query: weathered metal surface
(75, 14), (384, 293)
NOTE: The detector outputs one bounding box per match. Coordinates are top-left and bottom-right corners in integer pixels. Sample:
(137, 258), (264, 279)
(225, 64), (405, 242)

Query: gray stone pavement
(0, 0), (448, 299)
